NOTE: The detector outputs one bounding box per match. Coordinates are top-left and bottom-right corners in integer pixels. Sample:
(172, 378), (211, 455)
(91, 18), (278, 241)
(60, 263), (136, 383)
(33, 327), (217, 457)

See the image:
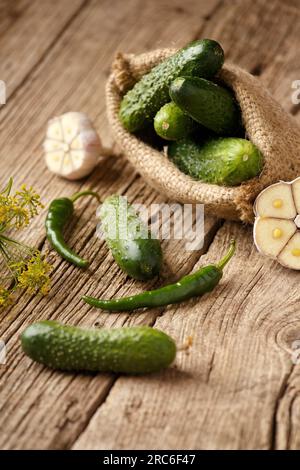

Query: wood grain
(0, 0), (220, 450)
(0, 0), (30, 39)
(0, 0), (300, 450)
(74, 222), (300, 450)
(0, 0), (87, 101)
(73, 0), (300, 450)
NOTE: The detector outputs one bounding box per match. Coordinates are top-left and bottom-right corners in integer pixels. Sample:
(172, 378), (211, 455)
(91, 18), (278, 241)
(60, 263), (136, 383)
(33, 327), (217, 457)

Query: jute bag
(106, 48), (300, 223)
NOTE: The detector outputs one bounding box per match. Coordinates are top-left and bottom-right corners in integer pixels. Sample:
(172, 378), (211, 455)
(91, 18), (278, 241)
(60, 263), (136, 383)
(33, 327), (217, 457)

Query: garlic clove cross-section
(253, 176), (300, 270)
(254, 181), (297, 219)
(278, 232), (300, 270)
(254, 217), (296, 258)
(44, 112), (102, 180)
(292, 177), (300, 214)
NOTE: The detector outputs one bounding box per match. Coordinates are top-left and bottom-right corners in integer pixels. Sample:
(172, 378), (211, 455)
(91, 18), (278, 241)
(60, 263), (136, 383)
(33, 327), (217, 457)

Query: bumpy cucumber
(21, 321), (176, 374)
(168, 137), (263, 186)
(169, 76), (241, 135)
(100, 195), (162, 281)
(154, 102), (195, 140)
(119, 39), (224, 133)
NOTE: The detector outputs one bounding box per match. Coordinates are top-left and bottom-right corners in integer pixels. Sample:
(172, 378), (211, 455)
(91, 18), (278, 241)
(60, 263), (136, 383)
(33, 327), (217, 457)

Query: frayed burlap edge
(106, 48), (300, 223)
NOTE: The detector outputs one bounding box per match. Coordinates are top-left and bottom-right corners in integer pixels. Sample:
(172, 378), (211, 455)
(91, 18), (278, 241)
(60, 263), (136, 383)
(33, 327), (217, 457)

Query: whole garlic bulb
(44, 112), (102, 180)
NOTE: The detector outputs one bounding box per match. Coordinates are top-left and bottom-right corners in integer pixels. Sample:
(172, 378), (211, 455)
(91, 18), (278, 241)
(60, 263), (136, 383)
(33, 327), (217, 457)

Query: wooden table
(0, 0), (299, 450)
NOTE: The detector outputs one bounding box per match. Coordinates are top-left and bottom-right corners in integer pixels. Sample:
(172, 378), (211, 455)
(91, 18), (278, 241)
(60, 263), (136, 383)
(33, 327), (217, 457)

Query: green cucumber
(100, 195), (162, 281)
(154, 102), (195, 140)
(119, 39), (224, 133)
(21, 321), (176, 374)
(168, 137), (263, 186)
(169, 76), (242, 135)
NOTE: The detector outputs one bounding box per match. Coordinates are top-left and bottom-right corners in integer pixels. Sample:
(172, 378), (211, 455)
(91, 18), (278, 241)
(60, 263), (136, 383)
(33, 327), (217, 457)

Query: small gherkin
(154, 102), (196, 140)
(119, 39), (224, 133)
(21, 321), (177, 374)
(168, 137), (263, 186)
(100, 195), (162, 281)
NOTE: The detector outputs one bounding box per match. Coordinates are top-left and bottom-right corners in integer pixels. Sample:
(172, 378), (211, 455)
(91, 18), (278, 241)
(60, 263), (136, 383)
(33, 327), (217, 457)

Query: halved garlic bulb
(44, 112), (102, 180)
(253, 177), (300, 270)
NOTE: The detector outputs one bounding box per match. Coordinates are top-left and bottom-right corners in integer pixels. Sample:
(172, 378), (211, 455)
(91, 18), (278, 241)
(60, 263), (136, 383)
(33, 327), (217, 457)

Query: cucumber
(119, 39), (224, 133)
(168, 137), (263, 186)
(154, 102), (195, 140)
(169, 76), (242, 135)
(100, 195), (162, 281)
(21, 321), (176, 374)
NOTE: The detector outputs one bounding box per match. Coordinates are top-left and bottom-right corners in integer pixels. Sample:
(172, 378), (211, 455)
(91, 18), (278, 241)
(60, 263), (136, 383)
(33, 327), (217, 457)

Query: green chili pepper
(45, 190), (100, 268)
(82, 240), (235, 311)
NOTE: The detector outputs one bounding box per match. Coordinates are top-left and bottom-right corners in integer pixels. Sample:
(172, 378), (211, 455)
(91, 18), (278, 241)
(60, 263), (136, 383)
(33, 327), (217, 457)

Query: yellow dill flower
(0, 195), (15, 227)
(9, 199), (29, 228)
(15, 185), (44, 218)
(0, 286), (13, 307)
(0, 184), (43, 231)
(0, 194), (29, 229)
(0, 179), (52, 307)
(11, 251), (53, 296)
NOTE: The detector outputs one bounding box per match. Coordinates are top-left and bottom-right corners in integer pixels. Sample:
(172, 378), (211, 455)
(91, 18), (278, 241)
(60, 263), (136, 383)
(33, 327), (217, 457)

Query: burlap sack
(106, 48), (300, 223)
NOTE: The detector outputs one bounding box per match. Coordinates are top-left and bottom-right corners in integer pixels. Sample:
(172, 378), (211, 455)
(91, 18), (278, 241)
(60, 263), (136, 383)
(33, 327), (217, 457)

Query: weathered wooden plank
(282, 0), (300, 11)
(195, 0), (300, 121)
(73, 0), (300, 450)
(1, 0), (300, 451)
(0, 0), (221, 184)
(276, 375), (300, 449)
(259, 23), (300, 117)
(199, 0), (298, 70)
(0, 175), (219, 450)
(0, 0), (30, 39)
(0, 0), (87, 101)
(0, 0), (222, 449)
(73, 221), (300, 450)
(230, 5), (300, 450)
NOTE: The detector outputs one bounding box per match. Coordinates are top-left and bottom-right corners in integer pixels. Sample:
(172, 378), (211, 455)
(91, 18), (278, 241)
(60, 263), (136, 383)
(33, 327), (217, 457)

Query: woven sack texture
(106, 48), (300, 223)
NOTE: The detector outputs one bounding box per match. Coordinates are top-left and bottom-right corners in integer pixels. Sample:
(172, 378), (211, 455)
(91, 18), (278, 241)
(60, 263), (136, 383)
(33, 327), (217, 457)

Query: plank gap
(270, 363), (295, 449)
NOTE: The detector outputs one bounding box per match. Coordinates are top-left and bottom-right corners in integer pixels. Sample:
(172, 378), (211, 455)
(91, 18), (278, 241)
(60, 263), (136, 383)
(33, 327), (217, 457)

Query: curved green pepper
(45, 190), (100, 268)
(82, 240), (235, 311)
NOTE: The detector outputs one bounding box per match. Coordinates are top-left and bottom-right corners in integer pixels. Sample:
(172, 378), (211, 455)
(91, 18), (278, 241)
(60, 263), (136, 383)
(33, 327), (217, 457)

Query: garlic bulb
(44, 112), (102, 180)
(253, 176), (300, 270)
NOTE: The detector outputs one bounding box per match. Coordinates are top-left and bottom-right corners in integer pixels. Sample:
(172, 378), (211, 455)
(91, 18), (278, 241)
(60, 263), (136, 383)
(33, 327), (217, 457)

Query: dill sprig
(0, 178), (52, 307)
